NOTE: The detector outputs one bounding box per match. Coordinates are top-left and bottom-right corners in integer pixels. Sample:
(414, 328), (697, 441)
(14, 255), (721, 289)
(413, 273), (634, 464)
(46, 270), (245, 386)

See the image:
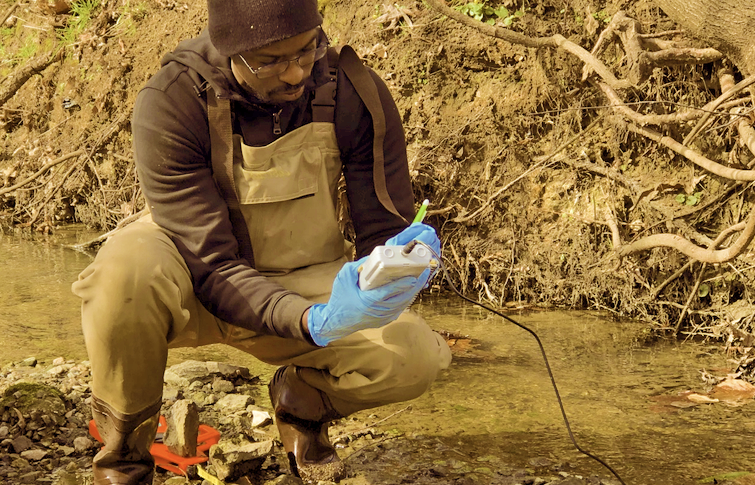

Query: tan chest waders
(206, 46), (407, 300)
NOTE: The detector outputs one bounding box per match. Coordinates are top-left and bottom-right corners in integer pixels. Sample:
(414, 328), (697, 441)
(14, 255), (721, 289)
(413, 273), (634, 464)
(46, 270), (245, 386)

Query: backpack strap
(206, 87), (255, 267)
(336, 45), (408, 224)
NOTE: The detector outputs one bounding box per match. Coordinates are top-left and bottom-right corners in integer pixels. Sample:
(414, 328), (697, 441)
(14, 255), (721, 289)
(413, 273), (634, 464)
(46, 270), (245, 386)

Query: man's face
(231, 28), (320, 105)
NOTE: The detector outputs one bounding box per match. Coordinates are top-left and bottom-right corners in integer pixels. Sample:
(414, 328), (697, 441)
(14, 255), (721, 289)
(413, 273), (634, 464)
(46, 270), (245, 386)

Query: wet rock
(212, 378), (235, 393)
(72, 436), (92, 453)
(215, 393), (253, 413)
(205, 361), (252, 380)
(18, 470), (43, 483)
(162, 386), (181, 402)
(58, 445), (75, 456)
(11, 457), (30, 469)
(20, 449), (47, 461)
(209, 438), (273, 481)
(1, 382), (67, 426)
(47, 364), (74, 376)
(164, 360), (212, 387)
(165, 360), (254, 389)
(251, 409), (272, 427)
(12, 435), (34, 453)
(164, 399), (199, 457)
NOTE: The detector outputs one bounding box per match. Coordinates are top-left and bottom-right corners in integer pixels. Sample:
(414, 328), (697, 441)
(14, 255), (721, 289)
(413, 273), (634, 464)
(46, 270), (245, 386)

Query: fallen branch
(0, 150), (85, 197)
(65, 209), (148, 252)
(0, 1), (19, 27)
(644, 47), (722, 66)
(0, 50), (63, 108)
(26, 159), (82, 226)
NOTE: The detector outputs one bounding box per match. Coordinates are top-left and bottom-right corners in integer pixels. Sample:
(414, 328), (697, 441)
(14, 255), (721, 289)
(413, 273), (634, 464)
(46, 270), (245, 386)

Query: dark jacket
(132, 29), (415, 343)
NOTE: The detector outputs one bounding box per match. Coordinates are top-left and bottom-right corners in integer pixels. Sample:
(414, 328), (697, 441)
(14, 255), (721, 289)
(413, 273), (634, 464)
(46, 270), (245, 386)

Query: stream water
(2, 227), (754, 484)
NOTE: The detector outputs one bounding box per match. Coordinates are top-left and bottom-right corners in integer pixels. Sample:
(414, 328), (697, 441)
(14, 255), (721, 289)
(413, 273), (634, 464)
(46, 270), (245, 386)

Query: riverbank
(0, 356), (624, 485)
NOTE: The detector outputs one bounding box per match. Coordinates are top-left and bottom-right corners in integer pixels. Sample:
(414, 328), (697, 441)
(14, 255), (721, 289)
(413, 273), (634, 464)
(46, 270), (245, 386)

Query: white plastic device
(358, 244), (436, 290)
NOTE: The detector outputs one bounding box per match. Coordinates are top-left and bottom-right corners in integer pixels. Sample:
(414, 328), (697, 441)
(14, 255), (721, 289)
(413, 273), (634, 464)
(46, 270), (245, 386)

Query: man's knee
(72, 222), (192, 341)
(74, 222), (189, 302)
(376, 314), (452, 396)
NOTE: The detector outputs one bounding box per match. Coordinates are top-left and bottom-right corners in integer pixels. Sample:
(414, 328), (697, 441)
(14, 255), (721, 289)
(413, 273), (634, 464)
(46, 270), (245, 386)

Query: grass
(110, 0), (148, 37)
(58, 0), (101, 45)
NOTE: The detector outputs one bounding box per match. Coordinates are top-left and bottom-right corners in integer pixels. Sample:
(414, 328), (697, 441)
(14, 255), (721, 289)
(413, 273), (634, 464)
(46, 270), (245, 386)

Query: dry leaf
(687, 393), (719, 404)
(710, 375), (755, 405)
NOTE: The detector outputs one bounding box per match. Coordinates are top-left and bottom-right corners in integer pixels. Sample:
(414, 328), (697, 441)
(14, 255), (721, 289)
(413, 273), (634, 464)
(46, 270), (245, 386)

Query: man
(72, 0), (452, 483)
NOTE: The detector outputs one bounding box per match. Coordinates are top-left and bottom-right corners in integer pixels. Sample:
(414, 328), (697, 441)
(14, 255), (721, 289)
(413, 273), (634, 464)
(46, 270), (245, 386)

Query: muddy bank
(0, 356), (626, 485)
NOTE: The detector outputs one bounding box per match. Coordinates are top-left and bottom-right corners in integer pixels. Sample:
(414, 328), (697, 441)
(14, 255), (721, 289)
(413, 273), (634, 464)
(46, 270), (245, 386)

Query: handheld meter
(358, 243), (436, 291)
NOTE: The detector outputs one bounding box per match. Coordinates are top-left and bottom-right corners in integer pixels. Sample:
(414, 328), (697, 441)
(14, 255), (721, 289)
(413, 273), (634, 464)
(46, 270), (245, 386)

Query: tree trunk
(655, 0), (755, 75)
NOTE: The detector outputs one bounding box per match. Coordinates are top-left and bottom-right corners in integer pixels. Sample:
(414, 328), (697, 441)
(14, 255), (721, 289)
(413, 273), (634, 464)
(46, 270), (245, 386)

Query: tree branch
(0, 150), (85, 197)
(0, 1), (19, 27)
(0, 51), (63, 108)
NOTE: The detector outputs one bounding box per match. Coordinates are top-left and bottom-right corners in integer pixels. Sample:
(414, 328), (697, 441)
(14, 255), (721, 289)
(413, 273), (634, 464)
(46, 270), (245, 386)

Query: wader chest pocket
(235, 145), (322, 204)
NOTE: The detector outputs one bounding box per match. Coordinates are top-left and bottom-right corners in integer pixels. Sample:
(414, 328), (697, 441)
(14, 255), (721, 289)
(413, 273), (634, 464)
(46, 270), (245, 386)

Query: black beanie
(207, 0), (323, 57)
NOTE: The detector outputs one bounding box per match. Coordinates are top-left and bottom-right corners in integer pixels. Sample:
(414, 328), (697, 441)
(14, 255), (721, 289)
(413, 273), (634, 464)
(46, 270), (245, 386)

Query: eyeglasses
(238, 43), (329, 79)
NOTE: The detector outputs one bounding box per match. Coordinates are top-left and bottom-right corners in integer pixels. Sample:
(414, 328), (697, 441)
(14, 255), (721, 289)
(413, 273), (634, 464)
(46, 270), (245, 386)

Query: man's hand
(305, 256), (425, 346)
(386, 222), (441, 256)
(386, 222), (440, 289)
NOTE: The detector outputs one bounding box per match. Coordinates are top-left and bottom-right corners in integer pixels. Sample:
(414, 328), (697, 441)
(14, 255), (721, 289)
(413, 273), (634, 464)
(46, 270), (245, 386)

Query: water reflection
(1, 227), (96, 364)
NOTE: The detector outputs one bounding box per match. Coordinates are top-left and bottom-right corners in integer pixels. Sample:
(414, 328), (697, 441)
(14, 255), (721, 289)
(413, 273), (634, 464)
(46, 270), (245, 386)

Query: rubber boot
(91, 396), (162, 485)
(268, 365), (346, 482)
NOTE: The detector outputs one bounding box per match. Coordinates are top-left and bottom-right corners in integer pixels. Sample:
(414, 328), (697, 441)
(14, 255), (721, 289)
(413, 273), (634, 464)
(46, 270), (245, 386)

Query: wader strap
(206, 87), (255, 266)
(338, 45), (408, 223)
(312, 47), (338, 123)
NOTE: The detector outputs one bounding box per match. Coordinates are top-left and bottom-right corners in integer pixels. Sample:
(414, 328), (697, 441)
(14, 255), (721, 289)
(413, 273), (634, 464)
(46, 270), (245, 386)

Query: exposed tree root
(616, 209), (755, 263)
(628, 124), (755, 181)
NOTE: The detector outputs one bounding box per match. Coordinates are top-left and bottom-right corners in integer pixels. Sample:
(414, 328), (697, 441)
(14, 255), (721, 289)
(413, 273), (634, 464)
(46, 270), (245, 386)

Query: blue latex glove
(307, 256), (425, 346)
(386, 222), (441, 289)
(386, 222), (441, 257)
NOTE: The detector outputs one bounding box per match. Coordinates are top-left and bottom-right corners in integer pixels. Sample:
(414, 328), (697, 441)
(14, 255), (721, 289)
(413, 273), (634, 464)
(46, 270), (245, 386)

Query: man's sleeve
(132, 74), (313, 342)
(336, 65), (416, 258)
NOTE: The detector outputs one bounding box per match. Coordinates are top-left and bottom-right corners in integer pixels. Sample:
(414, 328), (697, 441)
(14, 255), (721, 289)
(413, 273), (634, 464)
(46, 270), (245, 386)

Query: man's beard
(251, 76), (314, 106)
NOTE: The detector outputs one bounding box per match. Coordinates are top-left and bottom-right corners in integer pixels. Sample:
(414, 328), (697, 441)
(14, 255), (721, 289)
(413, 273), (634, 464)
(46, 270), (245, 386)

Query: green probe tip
(413, 199), (429, 223)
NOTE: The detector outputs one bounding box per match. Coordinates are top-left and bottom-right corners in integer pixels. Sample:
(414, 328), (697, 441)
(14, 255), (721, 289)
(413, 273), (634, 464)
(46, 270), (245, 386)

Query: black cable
(417, 242), (628, 485)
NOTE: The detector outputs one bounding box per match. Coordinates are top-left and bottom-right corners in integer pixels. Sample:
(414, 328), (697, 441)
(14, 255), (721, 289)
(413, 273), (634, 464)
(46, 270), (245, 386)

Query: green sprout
(454, 1), (525, 26)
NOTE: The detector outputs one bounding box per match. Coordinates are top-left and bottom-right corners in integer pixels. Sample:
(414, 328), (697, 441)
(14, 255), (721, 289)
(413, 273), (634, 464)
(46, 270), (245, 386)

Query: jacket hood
(159, 28), (331, 108)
